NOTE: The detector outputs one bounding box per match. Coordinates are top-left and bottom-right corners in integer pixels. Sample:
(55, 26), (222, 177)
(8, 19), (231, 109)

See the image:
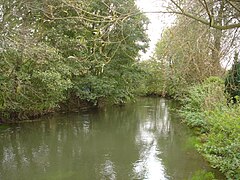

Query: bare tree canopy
(167, 0), (240, 30)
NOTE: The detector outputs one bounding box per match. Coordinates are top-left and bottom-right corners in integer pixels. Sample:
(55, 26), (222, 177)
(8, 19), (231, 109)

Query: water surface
(0, 98), (221, 179)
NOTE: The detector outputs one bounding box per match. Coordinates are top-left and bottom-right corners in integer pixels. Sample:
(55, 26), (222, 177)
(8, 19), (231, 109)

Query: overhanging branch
(135, 11), (240, 30)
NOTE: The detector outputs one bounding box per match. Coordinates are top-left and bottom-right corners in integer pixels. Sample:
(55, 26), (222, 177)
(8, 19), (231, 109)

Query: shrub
(0, 44), (72, 120)
(200, 106), (240, 179)
(180, 76), (225, 130)
(181, 76), (240, 179)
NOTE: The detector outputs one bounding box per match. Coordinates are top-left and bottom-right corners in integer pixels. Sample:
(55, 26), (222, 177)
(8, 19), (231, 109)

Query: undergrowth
(181, 77), (240, 179)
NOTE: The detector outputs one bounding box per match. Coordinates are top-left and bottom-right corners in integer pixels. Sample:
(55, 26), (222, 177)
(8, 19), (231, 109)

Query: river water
(0, 98), (222, 179)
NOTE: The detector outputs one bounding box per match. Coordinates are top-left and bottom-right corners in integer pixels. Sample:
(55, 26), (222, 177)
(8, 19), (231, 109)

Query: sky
(135, 0), (175, 60)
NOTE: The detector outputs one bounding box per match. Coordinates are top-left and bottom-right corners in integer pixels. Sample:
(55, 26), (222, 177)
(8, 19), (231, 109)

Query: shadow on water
(0, 98), (224, 179)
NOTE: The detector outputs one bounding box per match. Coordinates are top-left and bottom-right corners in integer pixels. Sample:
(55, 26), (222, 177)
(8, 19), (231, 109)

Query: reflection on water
(0, 98), (221, 180)
(100, 156), (116, 180)
(133, 99), (170, 180)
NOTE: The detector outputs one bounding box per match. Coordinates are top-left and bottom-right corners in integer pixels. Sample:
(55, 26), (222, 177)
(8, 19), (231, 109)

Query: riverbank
(0, 98), (96, 124)
(180, 77), (240, 179)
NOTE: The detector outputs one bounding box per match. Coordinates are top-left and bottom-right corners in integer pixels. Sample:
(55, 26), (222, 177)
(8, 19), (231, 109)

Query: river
(0, 98), (222, 179)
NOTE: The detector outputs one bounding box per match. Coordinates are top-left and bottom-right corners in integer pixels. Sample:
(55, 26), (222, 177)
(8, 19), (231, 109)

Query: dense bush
(201, 107), (240, 179)
(225, 52), (240, 103)
(180, 77), (225, 131)
(138, 60), (169, 97)
(180, 76), (240, 179)
(72, 64), (144, 105)
(0, 44), (72, 120)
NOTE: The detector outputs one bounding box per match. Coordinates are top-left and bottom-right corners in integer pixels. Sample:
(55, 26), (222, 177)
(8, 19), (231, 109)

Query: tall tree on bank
(138, 0), (239, 97)
(167, 0), (240, 30)
(171, 0), (240, 67)
(145, 0), (240, 97)
(153, 16), (218, 96)
(167, 0), (239, 71)
(0, 0), (149, 120)
(39, 0), (149, 105)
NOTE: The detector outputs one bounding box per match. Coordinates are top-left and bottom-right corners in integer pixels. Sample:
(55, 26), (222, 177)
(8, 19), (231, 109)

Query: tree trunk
(211, 28), (222, 74)
(211, 0), (225, 75)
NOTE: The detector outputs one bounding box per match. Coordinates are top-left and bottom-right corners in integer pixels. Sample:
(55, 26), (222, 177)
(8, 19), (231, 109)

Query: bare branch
(164, 0), (240, 30)
(226, 0), (240, 13)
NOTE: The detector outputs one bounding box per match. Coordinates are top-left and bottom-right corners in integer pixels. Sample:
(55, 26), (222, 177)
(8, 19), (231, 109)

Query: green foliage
(181, 112), (207, 132)
(39, 0), (149, 106)
(0, 44), (72, 119)
(180, 77), (225, 130)
(72, 63), (145, 105)
(0, 0), (149, 120)
(180, 76), (240, 179)
(201, 106), (240, 179)
(225, 52), (240, 102)
(73, 75), (113, 105)
(138, 59), (168, 96)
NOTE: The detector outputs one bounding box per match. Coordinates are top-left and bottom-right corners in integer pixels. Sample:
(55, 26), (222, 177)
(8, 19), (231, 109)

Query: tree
(166, 0), (240, 30)
(225, 52), (240, 102)
(153, 15), (226, 97)
(0, 0), (149, 120)
(138, 59), (168, 96)
(0, 0), (73, 119)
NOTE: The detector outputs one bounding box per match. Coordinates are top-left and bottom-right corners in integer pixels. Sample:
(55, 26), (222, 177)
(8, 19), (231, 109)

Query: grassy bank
(180, 77), (240, 179)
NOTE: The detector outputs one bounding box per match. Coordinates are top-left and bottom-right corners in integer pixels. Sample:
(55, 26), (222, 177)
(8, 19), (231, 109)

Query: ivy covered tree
(225, 52), (240, 102)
